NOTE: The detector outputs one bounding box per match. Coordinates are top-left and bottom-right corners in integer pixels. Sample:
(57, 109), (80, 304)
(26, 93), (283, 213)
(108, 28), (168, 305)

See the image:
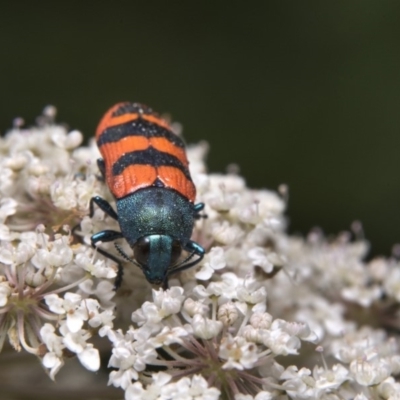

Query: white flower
(250, 312), (273, 329)
(149, 326), (189, 347)
(79, 279), (115, 306)
(108, 328), (158, 390)
(77, 344), (100, 371)
(131, 287), (185, 327)
(350, 356), (392, 386)
(109, 368), (139, 391)
(191, 314), (223, 340)
(218, 302), (239, 326)
(281, 366), (316, 398)
(0, 198), (17, 223)
(219, 335), (259, 370)
(313, 363), (349, 391)
(207, 188), (239, 212)
(51, 129), (83, 150)
(45, 292), (88, 333)
(248, 247), (275, 273)
(0, 224), (11, 241)
(341, 284), (382, 307)
(153, 286), (185, 314)
(161, 374), (220, 400)
(0, 167), (13, 195)
(377, 377), (400, 399)
(194, 273), (240, 301)
(271, 319), (318, 343)
(182, 298), (209, 317)
(0, 280), (11, 307)
(40, 323), (65, 379)
(31, 235), (74, 268)
(88, 307), (114, 330)
(384, 266), (400, 302)
(125, 372), (172, 400)
(195, 246), (226, 280)
(236, 276), (267, 307)
(211, 221), (244, 245)
(75, 250), (117, 279)
(329, 327), (393, 364)
(262, 327), (301, 356)
(353, 394), (369, 400)
(235, 392), (273, 400)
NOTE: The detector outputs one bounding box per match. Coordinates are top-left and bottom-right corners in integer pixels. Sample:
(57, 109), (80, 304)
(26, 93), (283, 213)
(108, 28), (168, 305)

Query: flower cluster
(1, 107), (400, 399)
(0, 109), (116, 379)
(107, 280), (317, 399)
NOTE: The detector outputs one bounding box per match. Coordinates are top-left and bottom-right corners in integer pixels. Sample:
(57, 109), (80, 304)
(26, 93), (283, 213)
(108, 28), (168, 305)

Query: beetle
(90, 102), (205, 288)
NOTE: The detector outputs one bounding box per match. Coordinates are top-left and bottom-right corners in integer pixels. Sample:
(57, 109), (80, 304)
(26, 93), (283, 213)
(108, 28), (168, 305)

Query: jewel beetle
(90, 102), (205, 288)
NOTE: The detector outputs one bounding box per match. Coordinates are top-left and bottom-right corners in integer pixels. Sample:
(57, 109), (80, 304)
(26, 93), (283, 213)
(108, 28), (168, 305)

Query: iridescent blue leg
(91, 230), (124, 289)
(194, 203), (205, 213)
(167, 240), (205, 280)
(194, 202), (207, 219)
(73, 194), (117, 237)
(90, 196), (118, 220)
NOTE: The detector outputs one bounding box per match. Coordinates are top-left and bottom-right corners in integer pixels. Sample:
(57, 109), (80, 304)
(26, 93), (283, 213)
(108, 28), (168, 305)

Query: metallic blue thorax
(116, 187), (195, 246)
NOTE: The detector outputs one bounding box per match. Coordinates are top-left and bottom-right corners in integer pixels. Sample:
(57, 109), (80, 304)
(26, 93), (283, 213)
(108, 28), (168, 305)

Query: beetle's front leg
(167, 240), (205, 278)
(91, 230), (124, 289)
(90, 196), (118, 220)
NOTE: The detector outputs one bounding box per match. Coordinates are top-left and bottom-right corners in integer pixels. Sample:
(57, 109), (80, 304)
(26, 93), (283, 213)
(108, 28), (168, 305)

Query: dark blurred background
(1, 1), (400, 257)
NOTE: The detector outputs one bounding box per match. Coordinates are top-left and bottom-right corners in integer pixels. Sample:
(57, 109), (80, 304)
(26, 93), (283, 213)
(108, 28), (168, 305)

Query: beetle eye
(170, 240), (182, 266)
(134, 237), (150, 266)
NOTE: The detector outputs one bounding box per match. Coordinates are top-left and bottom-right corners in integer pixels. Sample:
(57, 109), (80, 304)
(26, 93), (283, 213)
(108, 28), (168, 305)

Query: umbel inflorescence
(0, 107), (400, 399)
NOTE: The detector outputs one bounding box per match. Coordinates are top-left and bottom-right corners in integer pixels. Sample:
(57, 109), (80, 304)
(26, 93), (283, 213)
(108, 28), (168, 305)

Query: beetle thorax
(116, 187), (195, 247)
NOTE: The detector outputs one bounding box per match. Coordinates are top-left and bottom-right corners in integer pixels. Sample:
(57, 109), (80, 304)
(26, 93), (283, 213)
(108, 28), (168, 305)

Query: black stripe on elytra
(112, 146), (191, 180)
(112, 103), (155, 117)
(97, 119), (184, 148)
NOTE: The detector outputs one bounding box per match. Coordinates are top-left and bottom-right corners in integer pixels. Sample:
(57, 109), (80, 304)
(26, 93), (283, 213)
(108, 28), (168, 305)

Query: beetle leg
(73, 196), (118, 249)
(90, 196), (118, 220)
(194, 202), (207, 219)
(91, 230), (124, 289)
(167, 240), (205, 278)
(194, 203), (205, 212)
(184, 240), (205, 263)
(162, 280), (169, 290)
(97, 158), (106, 181)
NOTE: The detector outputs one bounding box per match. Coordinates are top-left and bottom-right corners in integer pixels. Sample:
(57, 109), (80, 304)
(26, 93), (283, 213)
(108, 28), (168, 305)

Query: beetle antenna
(114, 243), (142, 269)
(169, 249), (197, 272)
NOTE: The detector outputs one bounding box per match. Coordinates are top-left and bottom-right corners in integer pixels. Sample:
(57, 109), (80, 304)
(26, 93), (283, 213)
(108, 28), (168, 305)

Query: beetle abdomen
(95, 102), (196, 201)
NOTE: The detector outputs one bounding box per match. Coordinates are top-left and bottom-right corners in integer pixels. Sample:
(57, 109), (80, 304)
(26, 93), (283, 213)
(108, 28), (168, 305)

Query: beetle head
(133, 235), (182, 285)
